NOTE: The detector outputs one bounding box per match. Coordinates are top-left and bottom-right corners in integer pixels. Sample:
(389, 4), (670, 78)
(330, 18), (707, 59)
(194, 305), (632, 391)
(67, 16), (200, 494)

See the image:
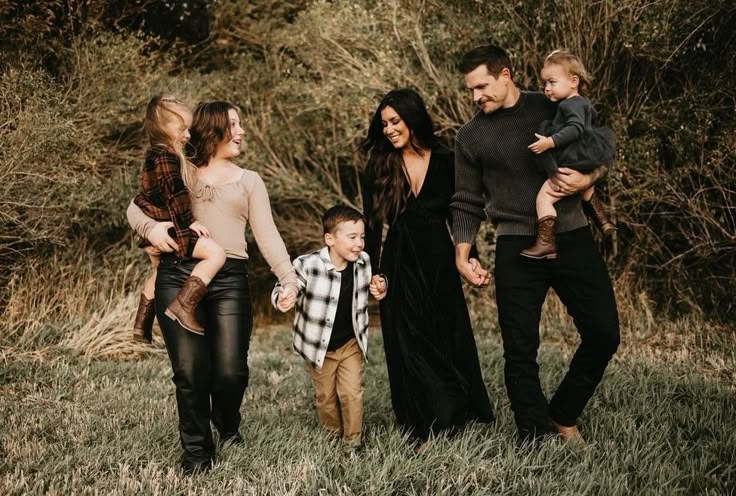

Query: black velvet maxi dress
(363, 148), (494, 441)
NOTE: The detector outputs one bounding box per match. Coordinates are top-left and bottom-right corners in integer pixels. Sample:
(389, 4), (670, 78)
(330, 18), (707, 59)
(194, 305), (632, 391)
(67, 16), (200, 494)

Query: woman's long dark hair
(360, 88), (440, 225)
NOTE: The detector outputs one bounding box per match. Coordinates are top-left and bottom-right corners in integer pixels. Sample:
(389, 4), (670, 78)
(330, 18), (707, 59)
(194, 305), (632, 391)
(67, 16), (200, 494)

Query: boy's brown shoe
(521, 216), (558, 259)
(165, 275), (207, 335)
(583, 192), (617, 237)
(133, 294), (155, 343)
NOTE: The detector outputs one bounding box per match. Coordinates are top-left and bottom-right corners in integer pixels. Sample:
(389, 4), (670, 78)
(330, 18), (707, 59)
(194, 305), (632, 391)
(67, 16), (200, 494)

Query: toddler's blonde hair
(544, 50), (592, 94)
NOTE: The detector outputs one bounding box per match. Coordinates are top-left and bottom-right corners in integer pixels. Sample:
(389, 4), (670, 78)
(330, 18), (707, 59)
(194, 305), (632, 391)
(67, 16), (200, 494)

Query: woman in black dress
(361, 89), (494, 446)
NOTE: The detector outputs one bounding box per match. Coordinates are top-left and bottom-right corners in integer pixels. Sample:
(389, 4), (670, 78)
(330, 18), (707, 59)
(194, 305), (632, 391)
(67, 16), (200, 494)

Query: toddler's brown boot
(133, 294), (155, 343)
(165, 276), (207, 335)
(583, 192), (617, 237)
(520, 216), (558, 259)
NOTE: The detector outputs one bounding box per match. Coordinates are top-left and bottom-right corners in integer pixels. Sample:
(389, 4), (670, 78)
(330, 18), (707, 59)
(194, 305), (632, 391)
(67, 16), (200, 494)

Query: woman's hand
(276, 285), (297, 312)
(189, 221), (211, 238)
(148, 221), (179, 253)
(369, 275), (387, 301)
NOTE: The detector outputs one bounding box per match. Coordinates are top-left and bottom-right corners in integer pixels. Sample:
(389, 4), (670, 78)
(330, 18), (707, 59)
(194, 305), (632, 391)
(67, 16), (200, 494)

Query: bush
(1, 0), (734, 347)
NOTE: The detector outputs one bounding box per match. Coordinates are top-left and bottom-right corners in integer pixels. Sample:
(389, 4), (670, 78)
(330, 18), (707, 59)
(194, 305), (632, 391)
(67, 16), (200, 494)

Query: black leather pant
(155, 254), (253, 463)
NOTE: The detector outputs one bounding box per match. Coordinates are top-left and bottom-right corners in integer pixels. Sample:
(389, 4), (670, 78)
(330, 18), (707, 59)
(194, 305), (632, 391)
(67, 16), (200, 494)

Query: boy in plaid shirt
(272, 205), (387, 446)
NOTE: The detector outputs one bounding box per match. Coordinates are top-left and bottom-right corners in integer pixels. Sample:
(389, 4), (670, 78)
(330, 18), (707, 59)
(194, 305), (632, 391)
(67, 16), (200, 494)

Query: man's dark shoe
(218, 432), (245, 448)
(180, 457), (213, 476)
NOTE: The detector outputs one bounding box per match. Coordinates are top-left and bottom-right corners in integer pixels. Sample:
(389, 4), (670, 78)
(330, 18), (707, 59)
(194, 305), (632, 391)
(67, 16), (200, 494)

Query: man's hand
(276, 285), (297, 312)
(528, 133), (555, 154)
(369, 275), (387, 301)
(548, 166), (602, 197)
(189, 221), (211, 238)
(148, 221), (179, 253)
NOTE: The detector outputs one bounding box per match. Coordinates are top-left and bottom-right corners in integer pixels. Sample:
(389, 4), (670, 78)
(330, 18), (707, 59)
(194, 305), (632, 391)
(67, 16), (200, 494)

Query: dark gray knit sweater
(451, 91), (588, 242)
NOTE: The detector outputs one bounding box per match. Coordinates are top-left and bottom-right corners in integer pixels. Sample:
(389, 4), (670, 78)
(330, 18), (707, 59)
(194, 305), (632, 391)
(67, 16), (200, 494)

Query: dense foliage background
(1, 0), (734, 349)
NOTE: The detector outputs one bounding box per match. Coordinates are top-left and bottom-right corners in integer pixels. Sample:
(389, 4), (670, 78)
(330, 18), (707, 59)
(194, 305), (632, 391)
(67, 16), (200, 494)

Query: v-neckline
(404, 150), (432, 198)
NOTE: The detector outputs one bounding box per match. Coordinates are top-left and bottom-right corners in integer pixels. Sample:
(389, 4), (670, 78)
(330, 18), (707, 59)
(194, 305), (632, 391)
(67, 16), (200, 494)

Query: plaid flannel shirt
(133, 144), (194, 259)
(272, 246), (372, 369)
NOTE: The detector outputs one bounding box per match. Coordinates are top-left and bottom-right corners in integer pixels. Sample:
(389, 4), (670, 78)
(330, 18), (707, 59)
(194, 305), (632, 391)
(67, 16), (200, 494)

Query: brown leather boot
(164, 276), (207, 335)
(583, 192), (617, 237)
(133, 294), (156, 343)
(520, 216), (558, 259)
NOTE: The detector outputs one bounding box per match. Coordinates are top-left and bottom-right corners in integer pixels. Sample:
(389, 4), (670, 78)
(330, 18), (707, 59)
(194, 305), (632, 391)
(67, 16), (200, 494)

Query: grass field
(1, 318), (734, 495)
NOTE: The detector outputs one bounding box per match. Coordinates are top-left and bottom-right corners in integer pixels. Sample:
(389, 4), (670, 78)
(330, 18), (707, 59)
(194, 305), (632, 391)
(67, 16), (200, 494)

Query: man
(451, 45), (620, 444)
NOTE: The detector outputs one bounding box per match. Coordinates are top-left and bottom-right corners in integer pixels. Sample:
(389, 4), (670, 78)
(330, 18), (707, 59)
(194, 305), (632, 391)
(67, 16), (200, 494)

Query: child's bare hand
(369, 275), (387, 301)
(528, 133), (555, 154)
(143, 245), (162, 256)
(189, 221), (210, 238)
(276, 286), (296, 312)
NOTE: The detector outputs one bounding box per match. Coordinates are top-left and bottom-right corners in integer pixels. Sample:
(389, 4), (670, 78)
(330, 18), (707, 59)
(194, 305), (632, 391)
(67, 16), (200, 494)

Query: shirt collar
(318, 246), (365, 272)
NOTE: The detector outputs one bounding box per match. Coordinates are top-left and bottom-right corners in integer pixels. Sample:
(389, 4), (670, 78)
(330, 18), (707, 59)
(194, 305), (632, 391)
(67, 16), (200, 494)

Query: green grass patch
(1, 326), (733, 495)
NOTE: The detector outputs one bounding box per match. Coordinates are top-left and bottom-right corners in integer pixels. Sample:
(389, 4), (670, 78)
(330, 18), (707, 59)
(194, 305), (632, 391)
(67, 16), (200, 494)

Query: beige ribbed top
(127, 169), (297, 288)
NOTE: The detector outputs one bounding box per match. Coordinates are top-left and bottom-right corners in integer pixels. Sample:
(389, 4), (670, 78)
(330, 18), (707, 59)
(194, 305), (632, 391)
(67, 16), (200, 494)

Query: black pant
(155, 255), (253, 463)
(494, 227), (619, 438)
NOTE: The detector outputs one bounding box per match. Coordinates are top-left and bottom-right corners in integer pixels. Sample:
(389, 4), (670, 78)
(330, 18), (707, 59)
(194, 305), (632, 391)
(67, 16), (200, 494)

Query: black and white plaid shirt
(272, 246), (372, 369)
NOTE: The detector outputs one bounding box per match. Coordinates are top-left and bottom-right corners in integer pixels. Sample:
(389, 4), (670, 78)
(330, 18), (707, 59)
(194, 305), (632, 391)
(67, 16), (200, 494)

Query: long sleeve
(550, 98), (586, 147)
(361, 171), (383, 269)
(450, 138), (487, 244)
(126, 200), (158, 241)
(246, 172), (298, 289)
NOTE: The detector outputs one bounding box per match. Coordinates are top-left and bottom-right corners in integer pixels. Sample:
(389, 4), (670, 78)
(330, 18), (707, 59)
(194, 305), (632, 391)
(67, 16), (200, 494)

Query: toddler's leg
(520, 180), (559, 259)
(535, 179), (559, 220)
(335, 339), (363, 446)
(165, 238), (226, 335)
(190, 237), (227, 286)
(581, 185), (595, 202)
(134, 250), (160, 343)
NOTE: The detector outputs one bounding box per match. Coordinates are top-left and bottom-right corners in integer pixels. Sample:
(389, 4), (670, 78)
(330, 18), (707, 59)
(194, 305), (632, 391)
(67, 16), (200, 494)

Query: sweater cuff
(272, 259), (298, 290)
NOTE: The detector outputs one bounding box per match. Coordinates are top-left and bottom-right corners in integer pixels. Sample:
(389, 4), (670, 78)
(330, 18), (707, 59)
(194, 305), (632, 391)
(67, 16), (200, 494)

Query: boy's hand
(276, 285), (296, 312)
(369, 275), (387, 301)
(528, 134), (555, 154)
(189, 221), (210, 238)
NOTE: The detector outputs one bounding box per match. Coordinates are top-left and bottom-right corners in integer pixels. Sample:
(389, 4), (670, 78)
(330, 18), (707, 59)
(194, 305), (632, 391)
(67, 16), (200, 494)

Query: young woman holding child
(361, 89), (494, 449)
(127, 100), (298, 474)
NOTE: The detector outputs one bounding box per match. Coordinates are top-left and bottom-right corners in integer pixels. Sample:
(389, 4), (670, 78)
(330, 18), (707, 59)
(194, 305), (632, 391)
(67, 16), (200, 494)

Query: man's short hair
(458, 45), (513, 80)
(322, 205), (365, 235)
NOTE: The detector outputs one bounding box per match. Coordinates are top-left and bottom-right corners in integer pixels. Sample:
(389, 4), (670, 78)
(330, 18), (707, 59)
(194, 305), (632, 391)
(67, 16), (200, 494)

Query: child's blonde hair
(543, 50), (592, 94)
(144, 95), (199, 192)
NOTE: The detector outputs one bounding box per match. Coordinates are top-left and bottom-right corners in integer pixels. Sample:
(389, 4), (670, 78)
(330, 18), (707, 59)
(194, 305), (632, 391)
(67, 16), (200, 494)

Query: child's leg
(581, 184), (595, 202)
(142, 249), (160, 300)
(536, 179), (560, 219)
(334, 339), (364, 445)
(308, 354), (343, 435)
(190, 237), (227, 286)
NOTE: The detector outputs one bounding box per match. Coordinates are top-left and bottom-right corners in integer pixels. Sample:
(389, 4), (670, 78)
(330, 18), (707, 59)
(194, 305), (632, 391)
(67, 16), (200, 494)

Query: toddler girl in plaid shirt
(132, 96), (226, 341)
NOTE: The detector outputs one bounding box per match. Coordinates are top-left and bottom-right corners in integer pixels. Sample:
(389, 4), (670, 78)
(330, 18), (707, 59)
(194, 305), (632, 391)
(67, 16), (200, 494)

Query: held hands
(148, 221), (179, 253)
(189, 221), (211, 238)
(528, 134), (555, 154)
(456, 257), (491, 288)
(369, 275), (387, 301)
(276, 285), (297, 312)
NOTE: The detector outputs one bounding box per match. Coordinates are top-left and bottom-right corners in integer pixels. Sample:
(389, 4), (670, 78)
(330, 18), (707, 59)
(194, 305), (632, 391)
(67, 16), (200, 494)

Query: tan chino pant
(308, 338), (363, 444)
